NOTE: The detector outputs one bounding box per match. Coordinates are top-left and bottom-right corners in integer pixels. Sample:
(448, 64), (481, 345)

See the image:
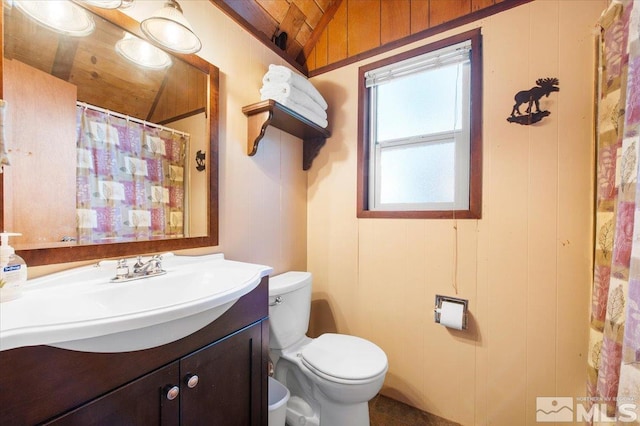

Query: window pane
(376, 63), (464, 142)
(379, 140), (455, 204)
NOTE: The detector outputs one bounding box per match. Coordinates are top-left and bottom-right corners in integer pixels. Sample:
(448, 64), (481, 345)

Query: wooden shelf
(242, 100), (330, 170)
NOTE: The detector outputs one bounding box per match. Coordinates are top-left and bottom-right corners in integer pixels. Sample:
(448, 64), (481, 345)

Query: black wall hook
(195, 150), (206, 171)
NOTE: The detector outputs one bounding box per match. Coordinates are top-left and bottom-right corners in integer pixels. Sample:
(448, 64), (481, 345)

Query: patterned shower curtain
(75, 106), (187, 244)
(588, 0), (640, 421)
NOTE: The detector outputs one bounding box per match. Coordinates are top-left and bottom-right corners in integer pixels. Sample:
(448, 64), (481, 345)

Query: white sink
(0, 253), (272, 352)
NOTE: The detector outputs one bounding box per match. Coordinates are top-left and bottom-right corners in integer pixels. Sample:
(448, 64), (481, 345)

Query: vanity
(0, 254), (271, 425)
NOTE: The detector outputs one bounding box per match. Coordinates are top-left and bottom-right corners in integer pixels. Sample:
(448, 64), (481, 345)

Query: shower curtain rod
(77, 101), (190, 138)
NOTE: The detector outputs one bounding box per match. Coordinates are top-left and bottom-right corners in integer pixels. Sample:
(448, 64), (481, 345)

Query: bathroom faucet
(133, 255), (163, 275)
(111, 255), (166, 282)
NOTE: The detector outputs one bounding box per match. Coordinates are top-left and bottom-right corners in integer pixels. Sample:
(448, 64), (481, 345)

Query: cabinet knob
(165, 385), (180, 400)
(185, 374), (199, 389)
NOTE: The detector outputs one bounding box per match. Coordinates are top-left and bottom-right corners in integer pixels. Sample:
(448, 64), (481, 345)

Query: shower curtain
(588, 0), (640, 421)
(75, 106), (187, 244)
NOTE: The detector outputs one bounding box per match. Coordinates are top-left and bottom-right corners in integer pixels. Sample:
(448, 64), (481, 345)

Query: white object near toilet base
(268, 377), (290, 426)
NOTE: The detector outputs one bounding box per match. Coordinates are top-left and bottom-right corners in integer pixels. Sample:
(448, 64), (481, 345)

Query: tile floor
(369, 395), (460, 426)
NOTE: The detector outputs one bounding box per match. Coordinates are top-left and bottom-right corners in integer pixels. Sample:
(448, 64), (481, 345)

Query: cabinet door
(180, 323), (263, 426)
(44, 361), (180, 426)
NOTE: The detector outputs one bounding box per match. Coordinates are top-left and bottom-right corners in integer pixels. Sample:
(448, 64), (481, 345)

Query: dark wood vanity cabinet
(45, 323), (263, 426)
(0, 277), (270, 426)
(44, 361), (182, 426)
(181, 323), (263, 425)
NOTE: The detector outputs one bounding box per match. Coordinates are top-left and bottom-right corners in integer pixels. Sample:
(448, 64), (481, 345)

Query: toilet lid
(300, 334), (387, 381)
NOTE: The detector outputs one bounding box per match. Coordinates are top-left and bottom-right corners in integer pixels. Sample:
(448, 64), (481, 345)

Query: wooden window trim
(356, 28), (483, 219)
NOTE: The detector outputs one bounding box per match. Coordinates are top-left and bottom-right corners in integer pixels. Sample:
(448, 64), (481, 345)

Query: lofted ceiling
(210, 0), (530, 76)
(211, 0), (342, 74)
(3, 0), (530, 114)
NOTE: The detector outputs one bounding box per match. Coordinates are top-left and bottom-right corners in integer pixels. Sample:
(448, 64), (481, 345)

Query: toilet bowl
(268, 271), (388, 426)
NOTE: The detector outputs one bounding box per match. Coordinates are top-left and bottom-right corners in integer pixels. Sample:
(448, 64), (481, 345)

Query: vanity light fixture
(140, 0), (202, 54)
(74, 0), (134, 9)
(116, 33), (172, 70)
(13, 0), (95, 37)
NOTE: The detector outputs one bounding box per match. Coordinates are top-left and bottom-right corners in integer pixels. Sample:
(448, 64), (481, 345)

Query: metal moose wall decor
(507, 78), (559, 125)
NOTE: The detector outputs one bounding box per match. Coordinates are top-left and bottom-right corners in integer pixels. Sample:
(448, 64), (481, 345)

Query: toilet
(268, 271), (388, 426)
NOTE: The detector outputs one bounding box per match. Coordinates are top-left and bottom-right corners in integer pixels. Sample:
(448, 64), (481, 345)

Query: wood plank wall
(306, 0), (509, 74)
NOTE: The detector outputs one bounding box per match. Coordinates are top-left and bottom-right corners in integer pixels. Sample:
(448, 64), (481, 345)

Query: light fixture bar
(76, 0), (123, 9)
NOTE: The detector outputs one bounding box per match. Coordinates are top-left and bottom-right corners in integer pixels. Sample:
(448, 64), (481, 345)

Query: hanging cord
(452, 217), (459, 295)
(451, 61), (462, 295)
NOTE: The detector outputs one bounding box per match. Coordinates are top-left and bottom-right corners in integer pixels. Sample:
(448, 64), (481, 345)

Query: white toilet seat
(300, 333), (388, 385)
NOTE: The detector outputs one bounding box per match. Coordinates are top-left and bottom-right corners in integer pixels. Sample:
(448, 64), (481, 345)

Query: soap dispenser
(0, 232), (27, 302)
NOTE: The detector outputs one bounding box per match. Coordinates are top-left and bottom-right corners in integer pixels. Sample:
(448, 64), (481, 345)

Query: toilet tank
(268, 271), (312, 350)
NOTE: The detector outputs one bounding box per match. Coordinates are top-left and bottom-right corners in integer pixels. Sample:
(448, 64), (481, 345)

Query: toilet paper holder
(434, 295), (468, 330)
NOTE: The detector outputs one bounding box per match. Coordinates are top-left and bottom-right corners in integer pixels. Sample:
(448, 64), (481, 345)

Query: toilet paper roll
(439, 300), (465, 330)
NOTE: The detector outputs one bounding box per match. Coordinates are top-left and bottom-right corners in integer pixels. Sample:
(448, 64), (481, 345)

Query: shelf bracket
(243, 100), (330, 170)
(303, 137), (326, 171)
(246, 109), (273, 157)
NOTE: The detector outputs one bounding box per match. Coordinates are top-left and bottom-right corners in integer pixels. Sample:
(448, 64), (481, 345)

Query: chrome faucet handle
(115, 259), (129, 278)
(150, 255), (163, 272)
(134, 256), (144, 268)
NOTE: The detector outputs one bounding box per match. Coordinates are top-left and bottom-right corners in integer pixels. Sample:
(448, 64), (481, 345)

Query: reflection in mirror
(1, 3), (219, 266)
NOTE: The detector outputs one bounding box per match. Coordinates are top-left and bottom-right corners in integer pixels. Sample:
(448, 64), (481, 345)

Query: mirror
(1, 3), (219, 266)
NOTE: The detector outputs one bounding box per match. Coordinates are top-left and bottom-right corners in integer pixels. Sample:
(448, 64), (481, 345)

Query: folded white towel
(260, 83), (327, 120)
(262, 64), (328, 110)
(265, 96), (328, 128)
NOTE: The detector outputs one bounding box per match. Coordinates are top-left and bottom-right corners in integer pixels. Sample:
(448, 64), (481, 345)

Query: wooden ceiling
(3, 4), (207, 124)
(211, 0), (530, 76)
(211, 0), (339, 74)
(4, 0), (530, 113)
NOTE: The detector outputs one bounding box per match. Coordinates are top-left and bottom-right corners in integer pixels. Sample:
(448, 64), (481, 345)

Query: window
(357, 29), (482, 219)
